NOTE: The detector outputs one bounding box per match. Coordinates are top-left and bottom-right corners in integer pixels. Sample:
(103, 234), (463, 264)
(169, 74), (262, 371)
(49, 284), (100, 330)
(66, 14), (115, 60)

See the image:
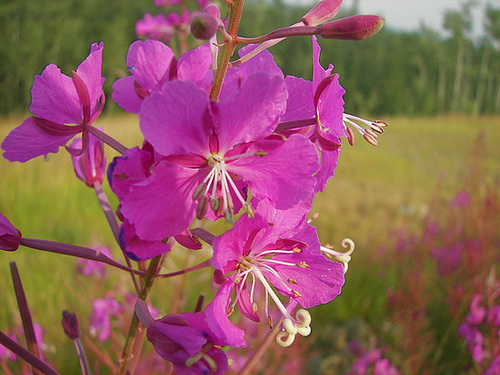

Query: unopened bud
(0, 213), (21, 251)
(320, 15), (385, 40)
(302, 0), (343, 26)
(61, 310), (81, 339)
(190, 14), (218, 40)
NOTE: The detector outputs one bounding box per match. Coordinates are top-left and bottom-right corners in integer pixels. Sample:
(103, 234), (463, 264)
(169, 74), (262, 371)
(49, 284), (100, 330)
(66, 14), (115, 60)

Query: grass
(1, 114), (499, 373)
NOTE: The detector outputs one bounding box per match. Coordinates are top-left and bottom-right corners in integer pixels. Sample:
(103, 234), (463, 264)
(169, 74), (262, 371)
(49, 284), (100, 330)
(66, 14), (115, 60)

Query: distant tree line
(1, 0), (499, 116)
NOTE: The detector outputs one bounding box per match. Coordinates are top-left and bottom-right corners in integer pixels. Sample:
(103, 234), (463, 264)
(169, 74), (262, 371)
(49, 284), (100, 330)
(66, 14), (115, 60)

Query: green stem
(209, 0), (246, 101)
(116, 255), (163, 375)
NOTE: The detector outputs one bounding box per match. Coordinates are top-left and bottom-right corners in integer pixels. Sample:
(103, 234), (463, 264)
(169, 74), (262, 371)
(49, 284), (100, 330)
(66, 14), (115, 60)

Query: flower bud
(320, 15), (385, 40)
(70, 133), (106, 187)
(190, 13), (218, 40)
(0, 213), (21, 251)
(61, 310), (81, 340)
(302, 0), (343, 26)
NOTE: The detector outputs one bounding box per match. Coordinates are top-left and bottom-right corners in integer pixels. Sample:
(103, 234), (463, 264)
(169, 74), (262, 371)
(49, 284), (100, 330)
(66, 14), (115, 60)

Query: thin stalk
(19, 238), (144, 275)
(157, 259), (211, 278)
(116, 255), (163, 375)
(235, 25), (319, 45)
(209, 0), (245, 101)
(73, 338), (91, 375)
(85, 125), (127, 155)
(0, 331), (58, 375)
(9, 262), (42, 375)
(93, 181), (140, 294)
(239, 319), (283, 375)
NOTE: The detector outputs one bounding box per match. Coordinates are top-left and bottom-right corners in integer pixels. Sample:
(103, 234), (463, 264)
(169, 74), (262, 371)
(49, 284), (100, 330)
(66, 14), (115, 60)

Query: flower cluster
(0, 0), (386, 373)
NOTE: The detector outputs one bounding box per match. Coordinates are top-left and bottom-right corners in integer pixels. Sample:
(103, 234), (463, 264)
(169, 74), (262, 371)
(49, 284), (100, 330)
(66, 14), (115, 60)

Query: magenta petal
(127, 39), (175, 92)
(140, 80), (211, 156)
(177, 43), (213, 89)
(281, 76), (315, 122)
(119, 220), (171, 261)
(228, 135), (319, 209)
(111, 76), (143, 113)
(30, 64), (81, 125)
(265, 224), (345, 308)
(312, 35), (333, 92)
(317, 74), (346, 138)
(76, 42), (104, 116)
(205, 281), (247, 348)
(0, 213), (22, 251)
(315, 143), (341, 192)
(214, 72), (287, 152)
(120, 160), (202, 240)
(2, 117), (75, 162)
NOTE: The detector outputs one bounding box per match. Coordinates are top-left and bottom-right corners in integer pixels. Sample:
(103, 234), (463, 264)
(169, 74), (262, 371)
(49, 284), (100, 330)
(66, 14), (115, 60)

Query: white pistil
(258, 248), (301, 257)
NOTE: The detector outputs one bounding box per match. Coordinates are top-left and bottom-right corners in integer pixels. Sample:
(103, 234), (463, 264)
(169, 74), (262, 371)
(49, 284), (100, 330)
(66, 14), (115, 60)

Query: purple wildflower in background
(76, 245), (112, 278)
(90, 296), (122, 342)
(207, 198), (345, 347)
(119, 74), (319, 241)
(135, 13), (175, 42)
(1, 43), (105, 162)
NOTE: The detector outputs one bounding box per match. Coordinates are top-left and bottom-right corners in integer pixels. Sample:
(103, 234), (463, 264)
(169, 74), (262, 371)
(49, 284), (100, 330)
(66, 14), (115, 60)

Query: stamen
(343, 114), (387, 146)
(223, 151), (267, 162)
(297, 261), (309, 268)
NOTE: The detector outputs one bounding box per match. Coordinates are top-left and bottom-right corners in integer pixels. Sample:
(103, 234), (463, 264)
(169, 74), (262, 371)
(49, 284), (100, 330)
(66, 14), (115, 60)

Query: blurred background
(0, 0), (499, 374)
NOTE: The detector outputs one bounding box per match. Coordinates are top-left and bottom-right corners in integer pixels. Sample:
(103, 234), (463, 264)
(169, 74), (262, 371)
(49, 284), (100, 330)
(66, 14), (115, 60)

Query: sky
(288, 0), (494, 38)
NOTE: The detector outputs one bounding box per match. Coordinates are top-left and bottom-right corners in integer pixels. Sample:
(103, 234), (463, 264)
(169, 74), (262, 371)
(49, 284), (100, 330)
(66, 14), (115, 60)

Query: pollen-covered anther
(296, 261), (309, 268)
(292, 290), (302, 298)
(287, 278), (298, 285)
(292, 247), (302, 253)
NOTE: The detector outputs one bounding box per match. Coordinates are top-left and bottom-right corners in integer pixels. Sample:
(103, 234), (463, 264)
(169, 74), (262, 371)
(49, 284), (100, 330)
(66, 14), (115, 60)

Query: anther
(296, 261), (309, 268)
(363, 132), (378, 146)
(287, 278), (298, 285)
(210, 197), (220, 212)
(192, 182), (207, 200)
(292, 290), (302, 298)
(196, 196), (209, 219)
(345, 126), (355, 146)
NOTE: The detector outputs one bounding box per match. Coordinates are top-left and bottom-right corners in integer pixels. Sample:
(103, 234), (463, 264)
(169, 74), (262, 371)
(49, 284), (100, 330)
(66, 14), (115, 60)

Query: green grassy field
(1, 114), (499, 373)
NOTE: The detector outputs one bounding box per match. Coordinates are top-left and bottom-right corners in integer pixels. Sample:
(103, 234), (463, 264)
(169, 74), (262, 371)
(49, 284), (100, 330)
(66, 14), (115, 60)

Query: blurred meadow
(1, 0), (500, 373)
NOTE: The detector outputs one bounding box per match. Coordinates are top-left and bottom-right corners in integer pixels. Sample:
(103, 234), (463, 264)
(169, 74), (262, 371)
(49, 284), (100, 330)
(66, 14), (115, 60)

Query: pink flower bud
(320, 15), (385, 40)
(70, 133), (106, 187)
(190, 13), (218, 40)
(302, 0), (343, 26)
(0, 213), (21, 251)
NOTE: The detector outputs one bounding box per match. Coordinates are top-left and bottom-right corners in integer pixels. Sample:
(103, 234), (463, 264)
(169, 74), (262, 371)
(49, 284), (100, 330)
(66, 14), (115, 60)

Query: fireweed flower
(120, 74), (319, 241)
(0, 213), (22, 251)
(206, 199), (345, 348)
(70, 132), (106, 187)
(278, 36), (345, 191)
(112, 39), (212, 113)
(1, 43), (105, 162)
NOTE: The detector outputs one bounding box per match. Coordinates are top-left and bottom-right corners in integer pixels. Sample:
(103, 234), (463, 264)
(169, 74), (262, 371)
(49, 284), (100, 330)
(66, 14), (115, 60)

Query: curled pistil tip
(276, 309), (312, 347)
(321, 238), (355, 273)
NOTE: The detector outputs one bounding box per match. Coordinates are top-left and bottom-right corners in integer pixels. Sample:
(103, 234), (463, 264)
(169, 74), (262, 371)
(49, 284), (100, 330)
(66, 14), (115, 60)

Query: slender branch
(157, 259), (212, 278)
(9, 262), (42, 375)
(93, 181), (140, 294)
(116, 255), (163, 375)
(209, 0), (246, 101)
(19, 238), (144, 275)
(239, 319), (283, 375)
(235, 25), (319, 45)
(0, 331), (59, 375)
(85, 125), (128, 155)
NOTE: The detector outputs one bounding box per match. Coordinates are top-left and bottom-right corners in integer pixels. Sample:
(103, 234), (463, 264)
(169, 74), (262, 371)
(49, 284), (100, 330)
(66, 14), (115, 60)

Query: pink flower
(135, 13), (175, 42)
(89, 296), (122, 342)
(279, 36), (345, 191)
(2, 43), (104, 162)
(206, 199), (345, 347)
